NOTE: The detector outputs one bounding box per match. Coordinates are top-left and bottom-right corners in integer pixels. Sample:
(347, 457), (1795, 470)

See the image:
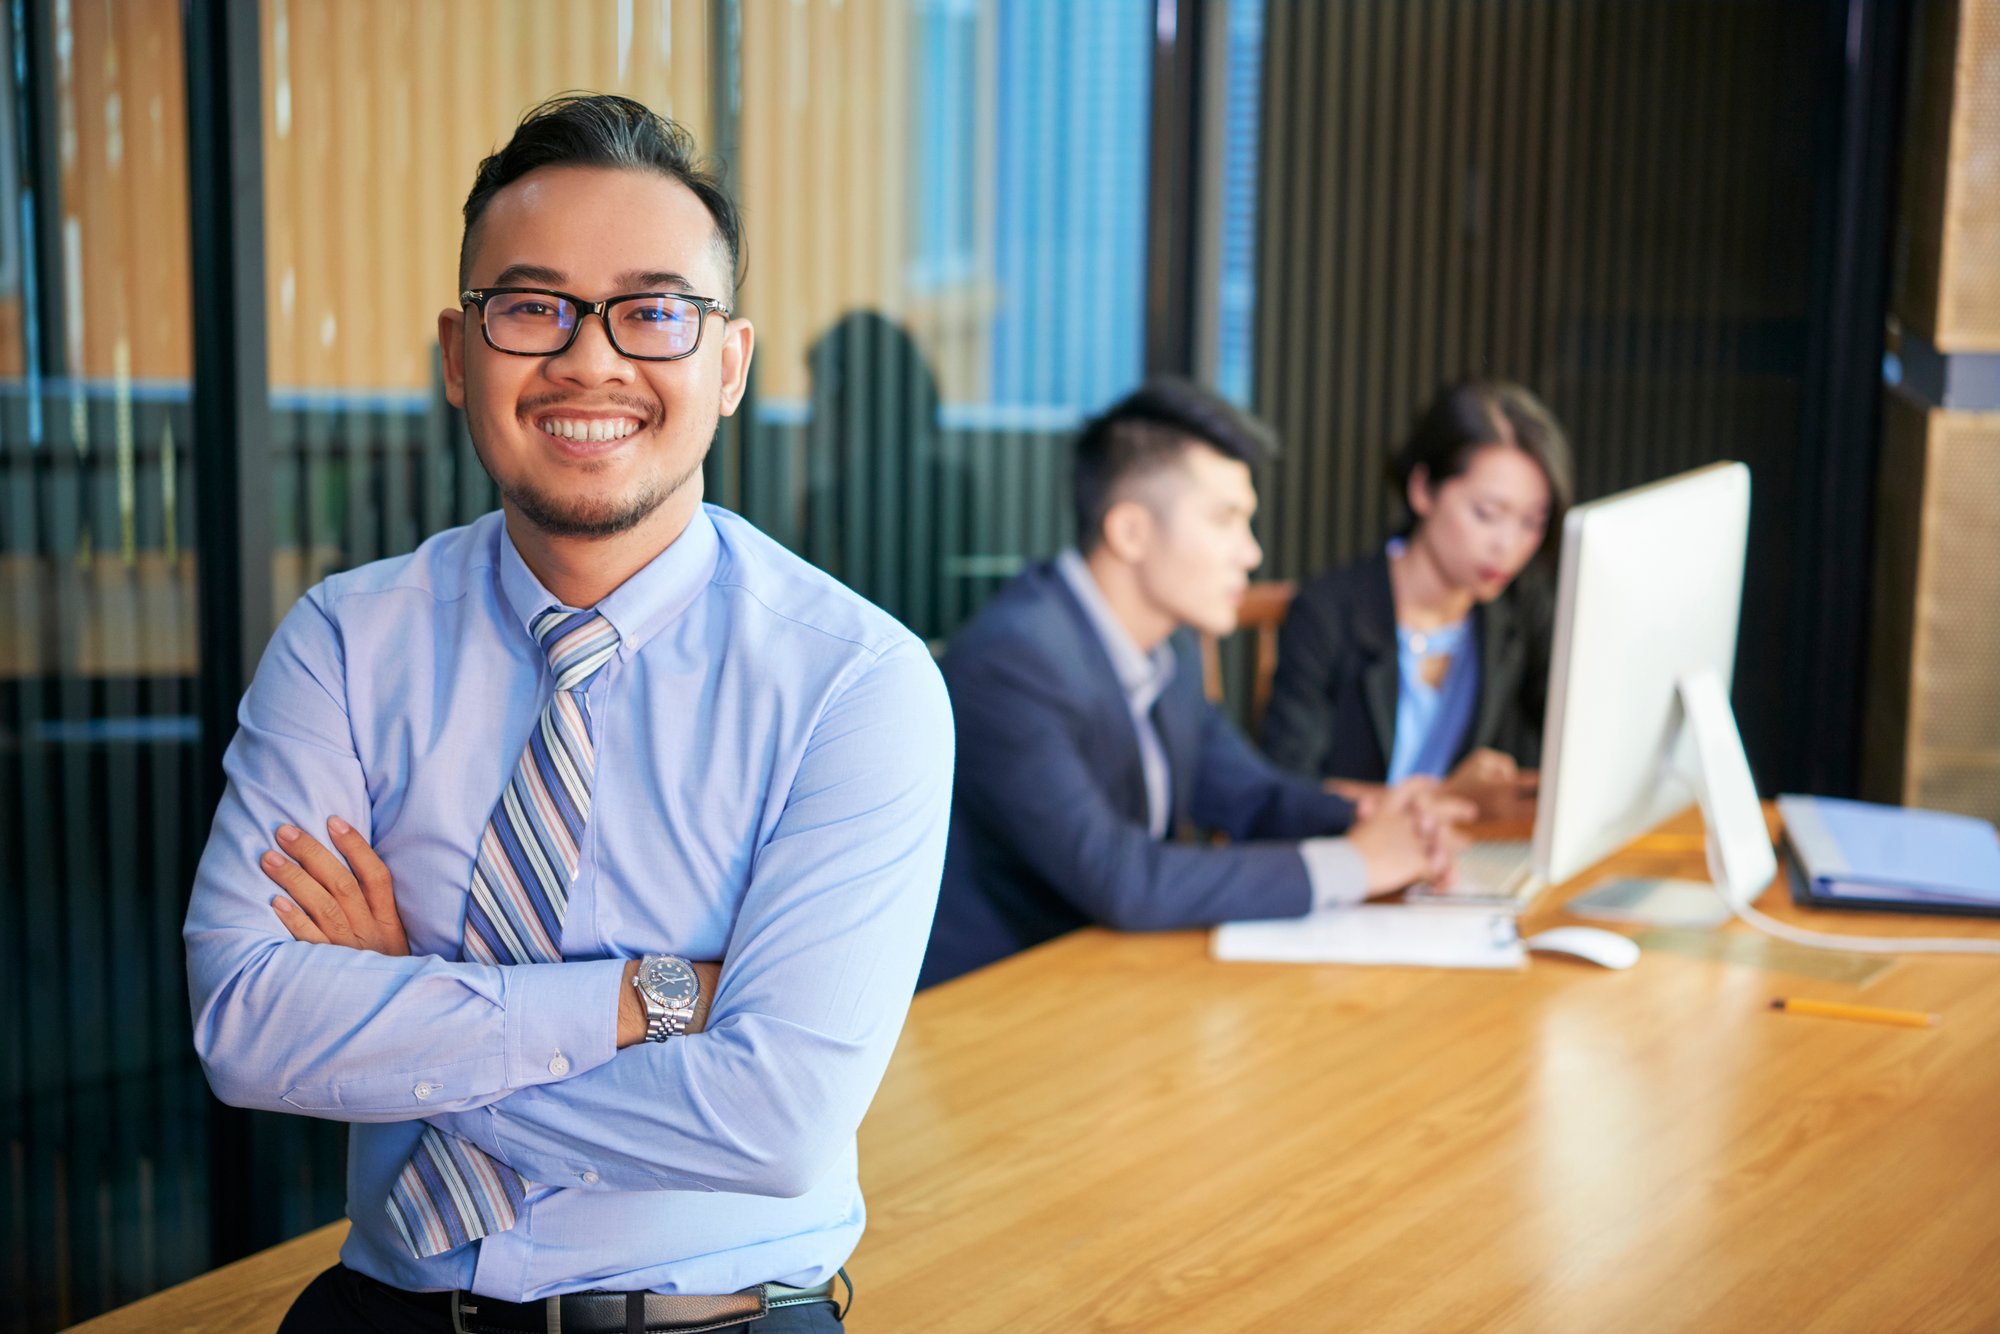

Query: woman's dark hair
(1072, 376), (1277, 554)
(1387, 379), (1574, 556)
(459, 93), (744, 302)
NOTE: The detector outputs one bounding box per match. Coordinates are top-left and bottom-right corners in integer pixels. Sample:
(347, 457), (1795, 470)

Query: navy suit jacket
(918, 561), (1358, 988)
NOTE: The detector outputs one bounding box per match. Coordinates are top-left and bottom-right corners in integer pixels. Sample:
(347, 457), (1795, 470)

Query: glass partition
(0, 3), (206, 1329)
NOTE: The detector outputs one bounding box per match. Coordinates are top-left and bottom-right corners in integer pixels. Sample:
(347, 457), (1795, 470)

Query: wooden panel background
(1252, 0), (1832, 781)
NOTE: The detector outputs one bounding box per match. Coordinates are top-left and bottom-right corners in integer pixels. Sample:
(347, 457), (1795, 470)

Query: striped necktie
(386, 607), (619, 1259)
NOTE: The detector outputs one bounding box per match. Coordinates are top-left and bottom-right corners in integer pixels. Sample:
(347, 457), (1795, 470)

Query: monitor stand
(1676, 668), (1777, 907)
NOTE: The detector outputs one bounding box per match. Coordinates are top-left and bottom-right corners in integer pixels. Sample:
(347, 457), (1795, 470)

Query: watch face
(639, 955), (699, 1010)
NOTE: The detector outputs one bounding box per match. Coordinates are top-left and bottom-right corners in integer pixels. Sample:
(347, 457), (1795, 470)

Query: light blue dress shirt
(1387, 617), (1479, 784)
(184, 504), (954, 1302)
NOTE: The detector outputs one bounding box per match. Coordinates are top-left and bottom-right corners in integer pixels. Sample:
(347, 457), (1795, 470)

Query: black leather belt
(358, 1267), (845, 1333)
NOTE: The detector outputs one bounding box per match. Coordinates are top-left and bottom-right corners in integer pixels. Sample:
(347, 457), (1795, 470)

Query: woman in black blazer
(1261, 380), (1574, 819)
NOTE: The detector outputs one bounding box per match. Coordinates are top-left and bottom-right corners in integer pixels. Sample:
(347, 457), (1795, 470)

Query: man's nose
(545, 311), (636, 384)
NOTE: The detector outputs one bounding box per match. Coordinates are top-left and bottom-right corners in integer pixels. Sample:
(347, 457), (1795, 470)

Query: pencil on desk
(1769, 997), (1938, 1029)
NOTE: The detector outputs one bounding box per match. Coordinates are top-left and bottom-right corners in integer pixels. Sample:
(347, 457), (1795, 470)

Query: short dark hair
(459, 93), (744, 302)
(1388, 379), (1574, 556)
(1071, 376), (1277, 554)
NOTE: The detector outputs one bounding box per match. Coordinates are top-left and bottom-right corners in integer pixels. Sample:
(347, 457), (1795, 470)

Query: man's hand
(1324, 777), (1389, 820)
(1377, 776), (1478, 830)
(262, 817), (410, 956)
(1345, 782), (1473, 894)
(617, 959), (724, 1048)
(1441, 747), (1539, 822)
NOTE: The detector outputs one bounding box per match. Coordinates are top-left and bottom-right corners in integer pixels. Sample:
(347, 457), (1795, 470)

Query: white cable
(1729, 894), (2000, 956)
(1691, 823), (2000, 955)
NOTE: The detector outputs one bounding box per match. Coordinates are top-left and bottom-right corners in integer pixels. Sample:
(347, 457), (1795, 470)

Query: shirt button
(413, 1082), (436, 1101)
(548, 1052), (571, 1077)
(580, 1170), (599, 1185)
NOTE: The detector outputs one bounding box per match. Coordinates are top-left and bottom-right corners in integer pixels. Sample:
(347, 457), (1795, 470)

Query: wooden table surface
(71, 810), (2000, 1332)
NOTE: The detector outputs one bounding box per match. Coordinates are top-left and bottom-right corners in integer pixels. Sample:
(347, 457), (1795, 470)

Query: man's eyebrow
(490, 264), (566, 287)
(617, 270), (696, 292)
(481, 266), (702, 294)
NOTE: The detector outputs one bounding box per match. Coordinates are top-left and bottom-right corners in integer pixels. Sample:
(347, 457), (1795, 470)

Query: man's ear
(716, 318), (755, 417)
(1099, 496), (1157, 565)
(439, 308), (467, 410)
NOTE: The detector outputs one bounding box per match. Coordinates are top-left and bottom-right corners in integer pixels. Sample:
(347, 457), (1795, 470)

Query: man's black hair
(1071, 376), (1277, 554)
(459, 92), (743, 302)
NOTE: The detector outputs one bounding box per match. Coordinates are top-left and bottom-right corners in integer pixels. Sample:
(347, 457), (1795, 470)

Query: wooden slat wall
(1252, 0), (1828, 775)
(261, 0), (714, 392)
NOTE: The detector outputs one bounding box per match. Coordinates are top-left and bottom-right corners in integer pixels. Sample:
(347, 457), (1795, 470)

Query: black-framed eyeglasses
(460, 287), (732, 361)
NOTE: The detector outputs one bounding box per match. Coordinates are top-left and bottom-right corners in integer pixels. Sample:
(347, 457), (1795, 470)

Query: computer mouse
(1524, 926), (1641, 970)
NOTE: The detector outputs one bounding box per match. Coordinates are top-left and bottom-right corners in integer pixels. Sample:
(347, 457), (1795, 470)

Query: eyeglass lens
(483, 292), (708, 359)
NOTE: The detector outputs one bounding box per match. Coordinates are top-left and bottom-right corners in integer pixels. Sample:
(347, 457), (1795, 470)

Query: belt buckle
(447, 1292), (563, 1334)
(450, 1291), (530, 1334)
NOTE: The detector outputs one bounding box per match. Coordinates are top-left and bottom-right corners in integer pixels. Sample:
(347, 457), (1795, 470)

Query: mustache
(516, 393), (664, 430)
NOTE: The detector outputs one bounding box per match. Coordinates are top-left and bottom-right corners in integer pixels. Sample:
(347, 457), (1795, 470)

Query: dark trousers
(278, 1264), (845, 1334)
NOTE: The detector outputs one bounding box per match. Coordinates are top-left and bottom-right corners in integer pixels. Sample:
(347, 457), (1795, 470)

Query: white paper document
(1211, 905), (1527, 969)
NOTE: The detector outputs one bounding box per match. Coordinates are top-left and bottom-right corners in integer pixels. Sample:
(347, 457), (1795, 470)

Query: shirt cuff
(1299, 837), (1369, 912)
(502, 957), (627, 1090)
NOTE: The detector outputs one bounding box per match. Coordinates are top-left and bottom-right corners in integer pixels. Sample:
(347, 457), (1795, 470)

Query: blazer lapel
(1356, 554), (1399, 772)
(1046, 570), (1154, 825)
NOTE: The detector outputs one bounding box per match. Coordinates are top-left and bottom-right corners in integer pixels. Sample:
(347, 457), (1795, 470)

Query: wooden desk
(70, 810), (2000, 1331)
(846, 810), (2000, 1331)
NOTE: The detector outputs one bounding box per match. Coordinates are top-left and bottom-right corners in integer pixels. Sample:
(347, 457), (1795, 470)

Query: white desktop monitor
(1531, 461), (1774, 900)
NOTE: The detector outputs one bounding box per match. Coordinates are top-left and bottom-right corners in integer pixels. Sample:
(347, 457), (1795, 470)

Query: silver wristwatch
(634, 954), (701, 1042)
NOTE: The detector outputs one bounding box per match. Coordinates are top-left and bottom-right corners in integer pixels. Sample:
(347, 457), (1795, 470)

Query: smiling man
(183, 96), (951, 1333)
(919, 377), (1464, 988)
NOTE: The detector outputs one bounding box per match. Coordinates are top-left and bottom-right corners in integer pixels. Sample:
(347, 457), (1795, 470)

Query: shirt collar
(495, 505), (722, 660)
(1055, 547), (1176, 705)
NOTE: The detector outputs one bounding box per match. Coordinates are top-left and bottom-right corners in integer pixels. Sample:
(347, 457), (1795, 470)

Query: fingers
(260, 840), (356, 942)
(1382, 776), (1438, 812)
(1467, 747), (1516, 781)
(271, 895), (331, 944)
(1515, 769), (1542, 794)
(1402, 786), (1477, 830)
(326, 815), (398, 929)
(265, 817), (409, 956)
(279, 823), (363, 902)
(1433, 794), (1480, 825)
(1424, 815), (1465, 888)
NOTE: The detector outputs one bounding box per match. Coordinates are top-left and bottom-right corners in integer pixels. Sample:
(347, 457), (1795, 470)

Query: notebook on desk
(1404, 839), (1545, 913)
(1212, 905), (1526, 969)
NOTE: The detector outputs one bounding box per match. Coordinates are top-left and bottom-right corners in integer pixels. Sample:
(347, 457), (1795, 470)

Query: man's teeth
(540, 418), (640, 443)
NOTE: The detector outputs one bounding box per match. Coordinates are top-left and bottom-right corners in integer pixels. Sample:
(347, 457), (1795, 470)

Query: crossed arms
(259, 818), (720, 1046)
(184, 594), (954, 1198)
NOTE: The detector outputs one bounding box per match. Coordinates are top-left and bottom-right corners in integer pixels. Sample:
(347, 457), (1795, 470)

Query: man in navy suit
(920, 377), (1464, 988)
